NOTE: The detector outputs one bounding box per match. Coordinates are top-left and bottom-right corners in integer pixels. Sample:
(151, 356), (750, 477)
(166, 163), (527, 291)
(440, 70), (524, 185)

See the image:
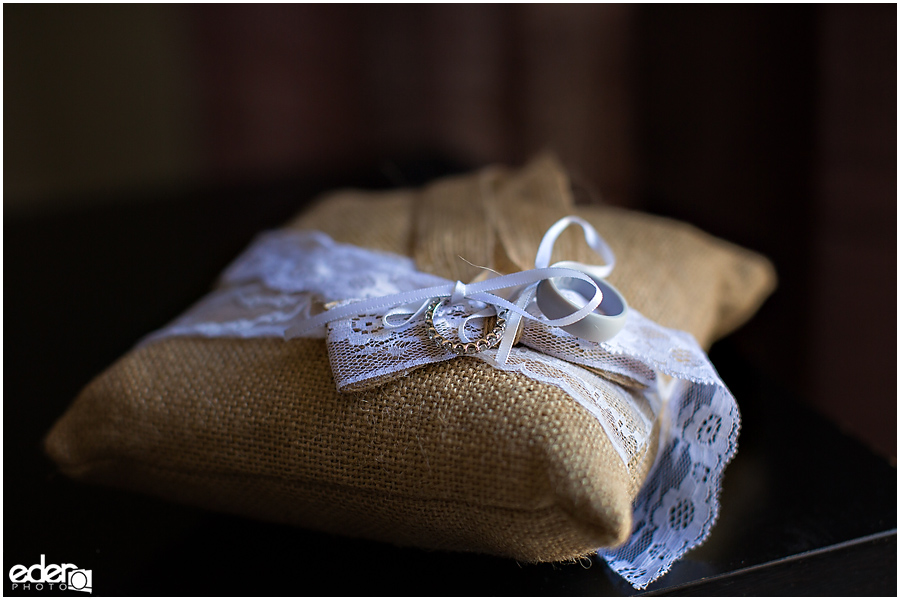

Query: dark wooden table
(5, 167), (896, 596)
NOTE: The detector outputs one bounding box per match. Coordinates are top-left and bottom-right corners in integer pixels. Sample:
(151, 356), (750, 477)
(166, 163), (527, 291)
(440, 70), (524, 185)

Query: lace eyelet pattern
(425, 298), (508, 355)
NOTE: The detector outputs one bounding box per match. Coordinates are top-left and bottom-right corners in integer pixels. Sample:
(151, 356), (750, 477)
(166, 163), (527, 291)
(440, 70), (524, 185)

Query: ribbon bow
(285, 215), (620, 367)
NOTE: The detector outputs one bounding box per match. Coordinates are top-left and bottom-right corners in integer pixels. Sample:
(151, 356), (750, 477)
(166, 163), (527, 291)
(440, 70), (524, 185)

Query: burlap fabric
(45, 156), (775, 562)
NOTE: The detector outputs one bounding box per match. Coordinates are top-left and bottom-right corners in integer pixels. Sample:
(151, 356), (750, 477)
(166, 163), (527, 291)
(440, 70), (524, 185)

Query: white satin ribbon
(284, 216), (619, 364)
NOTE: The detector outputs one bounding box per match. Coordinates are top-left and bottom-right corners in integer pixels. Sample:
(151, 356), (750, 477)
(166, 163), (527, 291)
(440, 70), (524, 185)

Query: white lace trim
(147, 230), (740, 589)
(599, 378), (739, 587)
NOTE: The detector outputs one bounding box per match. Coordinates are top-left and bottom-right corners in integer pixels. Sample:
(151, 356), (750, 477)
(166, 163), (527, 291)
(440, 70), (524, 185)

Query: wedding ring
(424, 299), (507, 355)
(536, 261), (628, 343)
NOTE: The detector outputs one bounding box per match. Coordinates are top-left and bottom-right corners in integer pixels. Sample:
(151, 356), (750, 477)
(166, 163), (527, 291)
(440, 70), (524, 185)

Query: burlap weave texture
(45, 156), (775, 562)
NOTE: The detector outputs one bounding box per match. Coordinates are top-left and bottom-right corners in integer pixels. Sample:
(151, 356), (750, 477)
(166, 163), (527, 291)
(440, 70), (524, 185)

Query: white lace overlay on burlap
(147, 230), (740, 589)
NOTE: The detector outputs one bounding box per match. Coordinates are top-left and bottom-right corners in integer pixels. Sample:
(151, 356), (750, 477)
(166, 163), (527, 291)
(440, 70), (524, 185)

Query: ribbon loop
(456, 306), (499, 344)
(382, 300), (433, 330)
(534, 215), (615, 278)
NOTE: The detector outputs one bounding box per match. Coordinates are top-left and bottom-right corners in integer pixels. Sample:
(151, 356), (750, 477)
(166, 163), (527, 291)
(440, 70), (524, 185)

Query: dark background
(5, 4), (896, 595)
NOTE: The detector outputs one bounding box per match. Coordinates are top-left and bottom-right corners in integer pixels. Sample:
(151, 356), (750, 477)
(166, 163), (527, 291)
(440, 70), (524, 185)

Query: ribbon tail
(495, 284), (537, 364)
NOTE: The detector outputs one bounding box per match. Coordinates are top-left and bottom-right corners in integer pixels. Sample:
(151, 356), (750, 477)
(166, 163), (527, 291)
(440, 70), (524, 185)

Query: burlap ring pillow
(45, 155), (775, 564)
